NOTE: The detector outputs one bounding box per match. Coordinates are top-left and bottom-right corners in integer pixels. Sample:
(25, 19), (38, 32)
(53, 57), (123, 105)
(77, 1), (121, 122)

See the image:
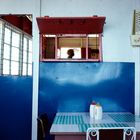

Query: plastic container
(89, 101), (96, 118)
(94, 103), (103, 120)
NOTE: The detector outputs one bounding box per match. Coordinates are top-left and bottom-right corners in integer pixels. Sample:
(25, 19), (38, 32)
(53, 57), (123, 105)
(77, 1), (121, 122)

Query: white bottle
(95, 104), (103, 120)
(89, 101), (96, 118)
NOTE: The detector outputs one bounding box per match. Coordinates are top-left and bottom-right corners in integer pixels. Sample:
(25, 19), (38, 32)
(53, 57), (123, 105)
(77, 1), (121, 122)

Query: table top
(50, 112), (140, 134)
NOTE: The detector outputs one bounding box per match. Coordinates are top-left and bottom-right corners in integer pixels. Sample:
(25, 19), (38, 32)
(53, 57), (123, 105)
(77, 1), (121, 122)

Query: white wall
(0, 0), (140, 140)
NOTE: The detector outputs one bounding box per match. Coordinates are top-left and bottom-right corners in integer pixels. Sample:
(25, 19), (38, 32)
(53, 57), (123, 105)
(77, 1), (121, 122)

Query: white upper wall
(0, 0), (35, 14)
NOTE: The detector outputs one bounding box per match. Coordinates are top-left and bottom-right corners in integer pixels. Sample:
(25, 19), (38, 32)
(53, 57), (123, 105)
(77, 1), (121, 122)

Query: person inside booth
(91, 49), (99, 59)
(67, 49), (75, 58)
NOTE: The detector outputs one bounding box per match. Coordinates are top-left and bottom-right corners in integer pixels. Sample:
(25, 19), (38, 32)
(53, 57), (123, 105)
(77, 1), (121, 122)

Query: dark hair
(67, 49), (74, 58)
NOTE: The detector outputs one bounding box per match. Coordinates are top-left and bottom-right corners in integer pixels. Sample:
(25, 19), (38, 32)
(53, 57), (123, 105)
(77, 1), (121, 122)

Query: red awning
(36, 16), (106, 34)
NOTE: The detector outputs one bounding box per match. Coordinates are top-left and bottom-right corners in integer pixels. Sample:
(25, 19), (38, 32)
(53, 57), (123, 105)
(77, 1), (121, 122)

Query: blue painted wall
(39, 62), (135, 140)
(0, 76), (32, 140)
(39, 62), (134, 122)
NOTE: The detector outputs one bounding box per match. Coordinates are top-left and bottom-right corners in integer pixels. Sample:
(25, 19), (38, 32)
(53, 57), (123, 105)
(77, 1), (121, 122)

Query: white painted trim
(31, 0), (40, 140)
(134, 47), (140, 115)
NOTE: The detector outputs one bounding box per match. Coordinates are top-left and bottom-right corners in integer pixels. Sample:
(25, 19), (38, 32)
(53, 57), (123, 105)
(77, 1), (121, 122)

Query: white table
(50, 112), (140, 140)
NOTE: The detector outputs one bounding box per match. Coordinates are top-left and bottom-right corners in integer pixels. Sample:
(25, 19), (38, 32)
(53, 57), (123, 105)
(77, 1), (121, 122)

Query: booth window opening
(41, 34), (100, 60)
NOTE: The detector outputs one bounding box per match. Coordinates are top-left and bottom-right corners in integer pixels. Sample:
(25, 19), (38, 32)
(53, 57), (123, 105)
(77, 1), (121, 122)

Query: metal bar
(86, 127), (136, 140)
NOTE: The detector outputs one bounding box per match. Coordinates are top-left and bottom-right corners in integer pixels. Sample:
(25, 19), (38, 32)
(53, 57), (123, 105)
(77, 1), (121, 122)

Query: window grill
(0, 18), (32, 76)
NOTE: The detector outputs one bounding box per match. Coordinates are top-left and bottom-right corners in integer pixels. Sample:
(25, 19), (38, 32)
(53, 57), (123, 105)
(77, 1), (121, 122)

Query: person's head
(67, 49), (74, 58)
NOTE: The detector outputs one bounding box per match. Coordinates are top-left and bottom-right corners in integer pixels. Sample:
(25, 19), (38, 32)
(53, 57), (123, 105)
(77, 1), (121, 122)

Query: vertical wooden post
(55, 35), (58, 59)
(86, 35), (88, 60)
(99, 34), (102, 61)
(39, 34), (42, 61)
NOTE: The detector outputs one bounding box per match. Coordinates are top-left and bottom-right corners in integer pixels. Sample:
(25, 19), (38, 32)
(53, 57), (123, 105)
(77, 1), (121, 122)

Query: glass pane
(23, 37), (27, 51)
(0, 42), (1, 59)
(0, 20), (2, 34)
(12, 32), (20, 47)
(28, 52), (32, 63)
(29, 40), (32, 52)
(22, 63), (27, 75)
(3, 44), (10, 59)
(0, 21), (2, 53)
(60, 48), (81, 59)
(3, 59), (10, 74)
(4, 27), (11, 44)
(28, 64), (32, 75)
(11, 61), (19, 75)
(23, 51), (27, 63)
(11, 47), (19, 61)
